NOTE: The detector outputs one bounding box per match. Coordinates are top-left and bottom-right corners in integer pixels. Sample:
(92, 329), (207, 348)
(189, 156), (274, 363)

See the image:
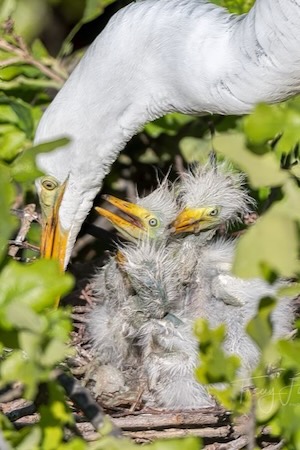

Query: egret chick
(171, 162), (254, 305)
(172, 163), (294, 376)
(87, 180), (178, 372)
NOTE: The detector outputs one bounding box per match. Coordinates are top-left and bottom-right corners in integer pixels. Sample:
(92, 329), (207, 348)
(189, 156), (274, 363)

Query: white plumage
(34, 0), (300, 266)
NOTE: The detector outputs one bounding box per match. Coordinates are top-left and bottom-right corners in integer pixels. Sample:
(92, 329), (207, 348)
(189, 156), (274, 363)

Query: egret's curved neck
(35, 0), (300, 263)
(227, 0), (300, 107)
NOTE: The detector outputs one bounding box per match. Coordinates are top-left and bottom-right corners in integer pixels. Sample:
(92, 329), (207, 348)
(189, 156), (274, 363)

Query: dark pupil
(44, 181), (55, 190)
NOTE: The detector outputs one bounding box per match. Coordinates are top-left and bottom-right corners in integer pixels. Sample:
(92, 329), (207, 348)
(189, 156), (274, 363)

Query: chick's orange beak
(95, 194), (150, 242)
(171, 207), (218, 234)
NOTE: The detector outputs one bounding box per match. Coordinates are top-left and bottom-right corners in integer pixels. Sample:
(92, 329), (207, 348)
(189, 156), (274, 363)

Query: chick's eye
(149, 218), (158, 227)
(209, 208), (219, 217)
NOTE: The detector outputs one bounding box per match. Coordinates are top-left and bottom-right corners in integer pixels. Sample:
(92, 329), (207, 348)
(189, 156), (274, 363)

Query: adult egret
(35, 0), (300, 269)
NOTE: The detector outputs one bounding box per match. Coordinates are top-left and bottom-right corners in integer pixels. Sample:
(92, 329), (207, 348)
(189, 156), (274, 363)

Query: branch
(9, 204), (39, 258)
(0, 35), (67, 86)
(55, 370), (122, 438)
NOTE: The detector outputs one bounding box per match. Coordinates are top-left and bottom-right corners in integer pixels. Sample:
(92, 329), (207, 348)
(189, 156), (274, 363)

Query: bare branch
(0, 36), (67, 85)
(55, 370), (122, 438)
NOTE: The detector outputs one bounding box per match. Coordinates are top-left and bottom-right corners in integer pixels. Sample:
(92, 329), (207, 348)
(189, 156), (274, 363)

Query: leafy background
(1, 0), (300, 448)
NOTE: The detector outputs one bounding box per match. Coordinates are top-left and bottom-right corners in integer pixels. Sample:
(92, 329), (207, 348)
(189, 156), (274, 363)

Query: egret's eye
(41, 177), (59, 191)
(148, 218), (158, 227)
(209, 208), (219, 217)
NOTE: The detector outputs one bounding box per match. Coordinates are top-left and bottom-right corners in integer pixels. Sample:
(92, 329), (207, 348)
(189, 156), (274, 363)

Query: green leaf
(10, 138), (69, 182)
(277, 283), (300, 298)
(271, 179), (300, 222)
(0, 260), (73, 311)
(213, 133), (289, 188)
(0, 0), (17, 21)
(0, 350), (41, 398)
(246, 297), (275, 351)
(31, 39), (50, 59)
(145, 113), (194, 138)
(0, 127), (27, 160)
(82, 0), (116, 23)
(0, 95), (34, 137)
(40, 338), (69, 367)
(5, 302), (45, 334)
(244, 103), (284, 145)
(244, 100), (300, 155)
(195, 319), (240, 384)
(233, 210), (300, 278)
(210, 0), (254, 14)
(179, 137), (212, 163)
(13, 427), (42, 450)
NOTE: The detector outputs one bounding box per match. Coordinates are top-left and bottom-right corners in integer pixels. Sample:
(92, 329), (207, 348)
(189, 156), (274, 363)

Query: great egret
(35, 0), (300, 269)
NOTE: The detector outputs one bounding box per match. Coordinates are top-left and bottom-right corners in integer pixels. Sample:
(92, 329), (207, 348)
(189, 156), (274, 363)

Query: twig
(56, 370), (122, 438)
(73, 305), (93, 314)
(206, 435), (249, 450)
(0, 384), (24, 403)
(263, 443), (284, 450)
(8, 204), (39, 257)
(109, 407), (230, 430)
(8, 240), (40, 252)
(129, 383), (146, 412)
(79, 285), (94, 305)
(6, 403), (36, 422)
(0, 35), (66, 85)
(122, 426), (231, 439)
(71, 314), (89, 323)
(174, 154), (185, 177)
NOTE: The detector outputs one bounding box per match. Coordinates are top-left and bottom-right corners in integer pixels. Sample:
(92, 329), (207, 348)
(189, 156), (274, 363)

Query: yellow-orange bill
(95, 195), (149, 242)
(39, 177), (69, 308)
(171, 207), (218, 234)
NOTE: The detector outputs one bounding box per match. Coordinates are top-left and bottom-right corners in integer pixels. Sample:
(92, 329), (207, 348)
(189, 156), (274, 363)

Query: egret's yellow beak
(171, 206), (220, 234)
(95, 194), (153, 243)
(39, 176), (69, 276)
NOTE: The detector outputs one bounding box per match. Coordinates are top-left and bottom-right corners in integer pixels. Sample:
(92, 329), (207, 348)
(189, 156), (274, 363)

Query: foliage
(211, 0), (254, 14)
(0, 0), (300, 448)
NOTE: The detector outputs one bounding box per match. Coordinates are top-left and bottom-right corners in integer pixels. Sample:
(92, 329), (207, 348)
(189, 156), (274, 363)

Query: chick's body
(87, 181), (179, 388)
